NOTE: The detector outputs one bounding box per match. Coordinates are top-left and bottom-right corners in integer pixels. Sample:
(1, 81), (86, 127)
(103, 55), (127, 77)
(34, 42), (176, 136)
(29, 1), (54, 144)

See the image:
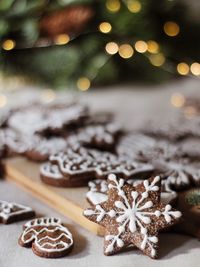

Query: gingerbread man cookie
(19, 217), (73, 258)
(84, 174), (181, 258)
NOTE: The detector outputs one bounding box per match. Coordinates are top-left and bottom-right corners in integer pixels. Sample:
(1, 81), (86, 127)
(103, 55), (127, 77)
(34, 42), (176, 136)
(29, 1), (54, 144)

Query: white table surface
(0, 77), (200, 267)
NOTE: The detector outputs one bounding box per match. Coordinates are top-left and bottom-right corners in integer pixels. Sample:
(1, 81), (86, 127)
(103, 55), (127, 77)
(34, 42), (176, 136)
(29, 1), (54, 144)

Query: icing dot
(118, 226), (125, 233)
(142, 192), (148, 198)
(108, 210), (116, 217)
(154, 210), (161, 217)
(141, 228), (147, 235)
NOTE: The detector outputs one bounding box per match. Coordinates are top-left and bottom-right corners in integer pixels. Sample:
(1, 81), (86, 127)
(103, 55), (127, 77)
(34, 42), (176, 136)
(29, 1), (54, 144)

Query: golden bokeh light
(170, 93), (185, 108)
(99, 22), (112, 33)
(77, 77), (91, 91)
(118, 44), (134, 59)
(149, 53), (165, 66)
(147, 40), (159, 54)
(105, 42), (119, 54)
(127, 0), (141, 13)
(190, 62), (200, 76)
(0, 94), (7, 108)
(135, 40), (148, 53)
(177, 62), (189, 75)
(41, 89), (56, 103)
(55, 34), (70, 45)
(106, 0), (121, 12)
(184, 106), (197, 118)
(164, 21), (180, 37)
(2, 39), (16, 50)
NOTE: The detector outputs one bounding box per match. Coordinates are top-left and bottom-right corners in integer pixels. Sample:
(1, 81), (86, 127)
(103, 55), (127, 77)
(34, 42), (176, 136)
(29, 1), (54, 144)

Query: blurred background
(0, 0), (200, 91)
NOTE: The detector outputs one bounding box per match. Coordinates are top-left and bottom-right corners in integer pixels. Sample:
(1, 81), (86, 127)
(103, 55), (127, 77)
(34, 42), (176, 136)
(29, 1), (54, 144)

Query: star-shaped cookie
(83, 174), (182, 259)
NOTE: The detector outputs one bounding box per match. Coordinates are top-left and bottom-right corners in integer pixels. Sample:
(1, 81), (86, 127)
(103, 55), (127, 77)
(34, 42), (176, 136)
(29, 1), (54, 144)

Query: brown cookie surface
(19, 217), (73, 258)
(84, 174), (181, 258)
(0, 200), (35, 224)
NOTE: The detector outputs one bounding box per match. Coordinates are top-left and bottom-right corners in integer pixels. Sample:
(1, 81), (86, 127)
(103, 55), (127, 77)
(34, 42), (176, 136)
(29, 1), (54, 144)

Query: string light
(127, 0), (141, 13)
(41, 89), (56, 103)
(105, 42), (119, 54)
(147, 40), (159, 54)
(149, 53), (165, 66)
(2, 39), (16, 50)
(118, 44), (134, 59)
(177, 62), (189, 75)
(99, 22), (112, 33)
(77, 77), (91, 91)
(135, 40), (148, 53)
(170, 93), (185, 108)
(190, 62), (200, 76)
(106, 0), (121, 12)
(0, 94), (7, 108)
(164, 21), (180, 37)
(54, 34), (70, 45)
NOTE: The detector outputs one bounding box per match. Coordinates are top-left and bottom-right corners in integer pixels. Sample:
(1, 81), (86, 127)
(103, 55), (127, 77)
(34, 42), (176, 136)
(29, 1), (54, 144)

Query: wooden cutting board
(5, 157), (104, 236)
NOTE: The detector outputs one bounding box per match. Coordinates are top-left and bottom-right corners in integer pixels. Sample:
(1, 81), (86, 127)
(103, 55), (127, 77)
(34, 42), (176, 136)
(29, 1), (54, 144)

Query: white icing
(84, 174), (181, 256)
(21, 217), (73, 253)
(0, 201), (33, 220)
(49, 147), (154, 179)
(40, 163), (63, 179)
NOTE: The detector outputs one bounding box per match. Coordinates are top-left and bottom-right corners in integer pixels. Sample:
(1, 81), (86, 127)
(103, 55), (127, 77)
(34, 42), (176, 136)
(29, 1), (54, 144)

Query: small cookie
(174, 189), (200, 239)
(19, 217), (73, 258)
(86, 179), (177, 206)
(83, 174), (181, 258)
(0, 200), (35, 224)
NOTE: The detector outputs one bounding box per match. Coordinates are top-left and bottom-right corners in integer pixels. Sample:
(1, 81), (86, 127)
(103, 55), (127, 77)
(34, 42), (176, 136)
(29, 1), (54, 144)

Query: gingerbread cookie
(26, 136), (68, 162)
(174, 189), (200, 239)
(8, 103), (88, 136)
(68, 122), (122, 151)
(19, 217), (73, 258)
(86, 179), (177, 206)
(117, 133), (156, 159)
(0, 200), (35, 224)
(41, 147), (154, 187)
(84, 174), (181, 258)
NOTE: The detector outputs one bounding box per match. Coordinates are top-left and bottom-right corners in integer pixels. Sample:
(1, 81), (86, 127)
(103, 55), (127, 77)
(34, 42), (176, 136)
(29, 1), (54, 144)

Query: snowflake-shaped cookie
(83, 174), (181, 258)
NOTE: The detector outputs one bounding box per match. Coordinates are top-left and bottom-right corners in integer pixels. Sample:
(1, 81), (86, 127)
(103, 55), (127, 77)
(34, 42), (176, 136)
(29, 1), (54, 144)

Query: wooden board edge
(5, 163), (105, 237)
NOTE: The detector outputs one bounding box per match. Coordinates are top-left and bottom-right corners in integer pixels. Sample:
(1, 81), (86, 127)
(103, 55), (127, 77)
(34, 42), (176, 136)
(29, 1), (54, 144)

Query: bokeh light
(77, 77), (91, 91)
(105, 42), (119, 54)
(164, 21), (180, 37)
(2, 39), (16, 50)
(135, 40), (148, 53)
(99, 22), (112, 33)
(170, 93), (185, 108)
(177, 63), (189, 75)
(118, 44), (134, 59)
(106, 0), (121, 13)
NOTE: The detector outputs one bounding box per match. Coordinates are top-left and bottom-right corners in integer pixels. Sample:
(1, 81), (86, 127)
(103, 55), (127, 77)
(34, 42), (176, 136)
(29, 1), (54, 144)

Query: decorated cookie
(117, 133), (156, 159)
(86, 179), (177, 206)
(173, 189), (200, 239)
(19, 217), (73, 258)
(26, 136), (68, 162)
(83, 174), (181, 258)
(8, 103), (88, 135)
(158, 159), (197, 191)
(0, 200), (35, 224)
(68, 122), (122, 151)
(42, 147), (154, 186)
